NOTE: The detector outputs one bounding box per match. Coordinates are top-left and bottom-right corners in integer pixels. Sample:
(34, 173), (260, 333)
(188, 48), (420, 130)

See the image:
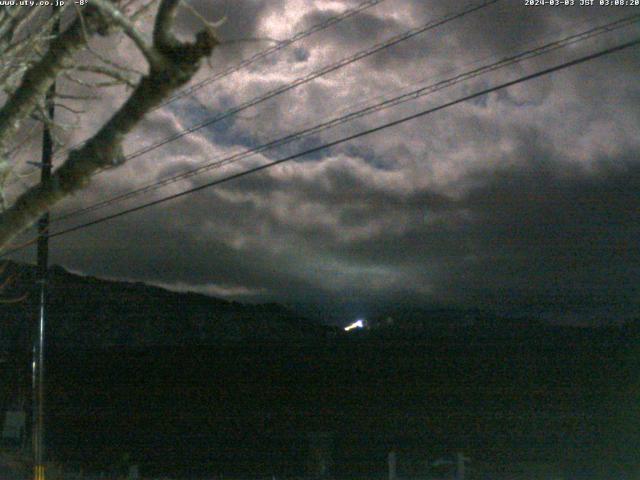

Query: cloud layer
(7, 0), (640, 323)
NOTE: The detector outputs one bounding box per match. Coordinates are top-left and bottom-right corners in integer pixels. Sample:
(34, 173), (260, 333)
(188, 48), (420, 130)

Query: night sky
(6, 0), (640, 323)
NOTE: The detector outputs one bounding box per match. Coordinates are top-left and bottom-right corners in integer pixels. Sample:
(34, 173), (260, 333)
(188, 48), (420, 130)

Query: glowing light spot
(344, 320), (364, 331)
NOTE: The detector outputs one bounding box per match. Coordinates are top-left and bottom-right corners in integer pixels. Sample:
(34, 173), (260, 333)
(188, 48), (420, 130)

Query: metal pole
(32, 16), (57, 480)
(456, 452), (469, 480)
(388, 449), (397, 480)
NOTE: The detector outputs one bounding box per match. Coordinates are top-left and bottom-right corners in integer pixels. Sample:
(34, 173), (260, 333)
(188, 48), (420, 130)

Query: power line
(28, 0), (499, 201)
(155, 0), (389, 111)
(88, 0), (502, 171)
(128, 0), (500, 161)
(52, 13), (640, 224)
(47, 0), (388, 162)
(57, 13), (640, 221)
(11, 37), (633, 250)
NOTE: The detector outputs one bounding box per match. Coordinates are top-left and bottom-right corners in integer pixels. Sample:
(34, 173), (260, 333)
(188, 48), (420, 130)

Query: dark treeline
(1, 261), (638, 477)
(3, 327), (635, 478)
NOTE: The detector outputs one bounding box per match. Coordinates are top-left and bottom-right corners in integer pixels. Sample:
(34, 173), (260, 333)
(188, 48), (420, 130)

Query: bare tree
(0, 0), (220, 251)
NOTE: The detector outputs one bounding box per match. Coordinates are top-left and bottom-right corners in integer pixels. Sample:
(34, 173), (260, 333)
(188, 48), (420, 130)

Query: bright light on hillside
(344, 320), (364, 331)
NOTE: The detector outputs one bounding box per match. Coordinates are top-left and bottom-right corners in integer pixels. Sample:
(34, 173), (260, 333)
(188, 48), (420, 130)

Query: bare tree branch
(130, 0), (160, 22)
(90, 0), (162, 67)
(0, 0), (219, 250)
(71, 64), (137, 88)
(0, 8), (70, 89)
(153, 0), (181, 52)
(0, 14), (102, 155)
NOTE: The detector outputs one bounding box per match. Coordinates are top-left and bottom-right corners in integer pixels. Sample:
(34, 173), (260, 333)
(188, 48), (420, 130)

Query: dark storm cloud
(320, 135), (640, 320)
(11, 0), (637, 323)
(434, 159), (640, 320)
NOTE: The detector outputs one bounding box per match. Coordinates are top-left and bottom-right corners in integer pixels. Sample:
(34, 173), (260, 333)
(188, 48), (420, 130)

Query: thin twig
(73, 64), (138, 88)
(91, 0), (162, 67)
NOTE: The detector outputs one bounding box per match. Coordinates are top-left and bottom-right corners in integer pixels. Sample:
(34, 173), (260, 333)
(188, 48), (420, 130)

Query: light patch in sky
(154, 281), (265, 299)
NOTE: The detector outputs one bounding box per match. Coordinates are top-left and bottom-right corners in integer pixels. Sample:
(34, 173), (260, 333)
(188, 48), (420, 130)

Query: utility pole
(388, 449), (397, 480)
(32, 14), (57, 480)
(455, 451), (470, 480)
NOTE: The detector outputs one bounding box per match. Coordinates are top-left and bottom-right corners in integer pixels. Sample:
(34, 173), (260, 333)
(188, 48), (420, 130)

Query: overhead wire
(16, 0), (501, 214)
(1, 0), (501, 248)
(51, 12), (640, 224)
(118, 0), (501, 165)
(0, 35), (635, 259)
(19, 0), (501, 205)
(154, 0), (389, 111)
(49, 0), (389, 161)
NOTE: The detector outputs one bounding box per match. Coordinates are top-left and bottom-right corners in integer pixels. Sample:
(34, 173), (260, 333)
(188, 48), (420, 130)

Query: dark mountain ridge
(1, 262), (639, 478)
(1, 260), (638, 349)
(0, 261), (336, 349)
